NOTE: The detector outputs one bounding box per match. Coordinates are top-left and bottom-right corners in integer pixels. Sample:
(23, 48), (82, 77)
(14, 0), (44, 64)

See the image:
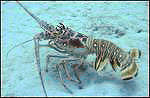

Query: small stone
(92, 26), (99, 31)
(137, 29), (143, 33)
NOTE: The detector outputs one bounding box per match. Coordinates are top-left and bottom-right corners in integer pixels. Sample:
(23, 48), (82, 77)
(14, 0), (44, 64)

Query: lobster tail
(80, 37), (141, 80)
(121, 48), (141, 80)
(121, 61), (139, 80)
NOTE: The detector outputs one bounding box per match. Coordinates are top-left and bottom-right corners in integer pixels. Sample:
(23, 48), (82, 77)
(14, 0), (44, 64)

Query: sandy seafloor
(2, 1), (149, 97)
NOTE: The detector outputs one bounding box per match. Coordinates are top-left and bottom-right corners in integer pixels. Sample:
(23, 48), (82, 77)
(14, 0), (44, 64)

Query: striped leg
(56, 63), (73, 94)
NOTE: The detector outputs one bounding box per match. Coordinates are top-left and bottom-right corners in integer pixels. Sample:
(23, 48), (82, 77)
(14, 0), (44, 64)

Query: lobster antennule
(6, 39), (34, 77)
(6, 39), (34, 59)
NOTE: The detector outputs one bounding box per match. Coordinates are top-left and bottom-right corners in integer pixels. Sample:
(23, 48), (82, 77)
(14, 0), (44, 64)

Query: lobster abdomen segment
(83, 37), (140, 80)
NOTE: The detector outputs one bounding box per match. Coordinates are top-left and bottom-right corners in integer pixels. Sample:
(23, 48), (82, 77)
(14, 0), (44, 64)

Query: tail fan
(121, 48), (141, 80)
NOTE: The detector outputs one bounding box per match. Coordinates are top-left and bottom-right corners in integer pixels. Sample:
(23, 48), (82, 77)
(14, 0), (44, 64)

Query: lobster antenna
(16, 1), (53, 34)
(16, 1), (41, 24)
(6, 39), (33, 61)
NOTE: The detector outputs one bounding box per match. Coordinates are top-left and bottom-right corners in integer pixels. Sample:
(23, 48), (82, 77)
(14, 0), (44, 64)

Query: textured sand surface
(2, 1), (148, 96)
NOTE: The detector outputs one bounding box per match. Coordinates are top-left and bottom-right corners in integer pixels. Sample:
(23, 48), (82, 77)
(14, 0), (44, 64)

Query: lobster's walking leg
(45, 55), (69, 72)
(61, 60), (72, 80)
(34, 38), (47, 96)
(61, 60), (82, 83)
(61, 59), (84, 89)
(45, 54), (81, 83)
(60, 57), (84, 85)
(72, 63), (83, 89)
(46, 55), (50, 72)
(73, 65), (82, 83)
(56, 63), (73, 94)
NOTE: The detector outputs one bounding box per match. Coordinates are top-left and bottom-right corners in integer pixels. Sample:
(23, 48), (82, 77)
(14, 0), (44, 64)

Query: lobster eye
(63, 43), (66, 46)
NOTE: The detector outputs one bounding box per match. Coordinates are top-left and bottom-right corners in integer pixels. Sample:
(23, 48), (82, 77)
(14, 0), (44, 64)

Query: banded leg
(46, 54), (83, 89)
(72, 59), (85, 84)
(72, 64), (83, 89)
(45, 54), (70, 72)
(46, 54), (82, 80)
(56, 63), (73, 94)
(61, 60), (79, 83)
(60, 57), (83, 85)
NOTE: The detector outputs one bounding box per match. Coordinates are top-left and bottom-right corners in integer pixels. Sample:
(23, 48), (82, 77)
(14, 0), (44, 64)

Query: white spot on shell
(63, 43), (66, 46)
(94, 43), (97, 47)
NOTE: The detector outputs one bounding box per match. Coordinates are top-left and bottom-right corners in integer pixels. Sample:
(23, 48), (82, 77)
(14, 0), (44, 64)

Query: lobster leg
(61, 60), (81, 83)
(59, 58), (82, 83)
(72, 64), (83, 89)
(45, 54), (83, 90)
(61, 58), (84, 89)
(45, 55), (70, 72)
(34, 38), (47, 96)
(56, 63), (73, 94)
(61, 60), (72, 80)
(45, 55), (81, 82)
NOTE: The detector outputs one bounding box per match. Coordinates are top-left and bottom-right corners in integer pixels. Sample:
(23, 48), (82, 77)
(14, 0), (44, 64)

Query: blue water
(2, 1), (148, 96)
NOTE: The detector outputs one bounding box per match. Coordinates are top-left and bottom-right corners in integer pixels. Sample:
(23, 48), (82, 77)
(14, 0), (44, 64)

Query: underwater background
(2, 1), (148, 96)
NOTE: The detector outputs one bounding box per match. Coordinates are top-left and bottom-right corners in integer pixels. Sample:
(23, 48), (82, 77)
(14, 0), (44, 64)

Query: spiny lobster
(6, 1), (141, 96)
(6, 1), (89, 96)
